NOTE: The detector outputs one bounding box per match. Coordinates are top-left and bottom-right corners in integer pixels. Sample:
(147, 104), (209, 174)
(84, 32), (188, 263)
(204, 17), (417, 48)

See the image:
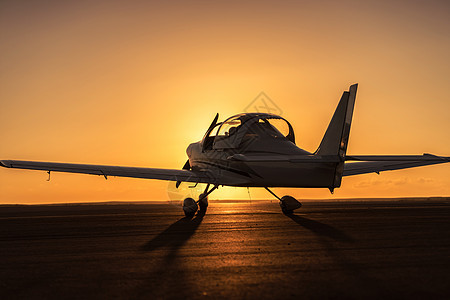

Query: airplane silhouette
(2, 84), (449, 216)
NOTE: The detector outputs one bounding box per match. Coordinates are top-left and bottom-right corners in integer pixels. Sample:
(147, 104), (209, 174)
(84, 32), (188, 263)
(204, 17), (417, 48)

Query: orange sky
(1, 0), (449, 204)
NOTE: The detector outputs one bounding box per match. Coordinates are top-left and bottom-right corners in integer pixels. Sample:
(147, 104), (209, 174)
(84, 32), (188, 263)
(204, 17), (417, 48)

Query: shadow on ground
(135, 211), (205, 298)
(141, 210), (205, 253)
(286, 213), (354, 243)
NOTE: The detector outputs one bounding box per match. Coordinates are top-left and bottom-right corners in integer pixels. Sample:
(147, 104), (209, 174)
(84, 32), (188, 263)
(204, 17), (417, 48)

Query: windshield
(216, 117), (242, 137)
(249, 118), (290, 139)
(265, 118), (290, 137)
(205, 113), (295, 150)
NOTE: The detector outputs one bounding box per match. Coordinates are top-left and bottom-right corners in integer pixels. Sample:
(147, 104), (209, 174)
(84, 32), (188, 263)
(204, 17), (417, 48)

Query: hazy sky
(1, 0), (449, 203)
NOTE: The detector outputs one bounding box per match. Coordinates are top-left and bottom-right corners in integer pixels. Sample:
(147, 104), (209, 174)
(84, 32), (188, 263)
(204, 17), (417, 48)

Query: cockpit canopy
(202, 113), (296, 152)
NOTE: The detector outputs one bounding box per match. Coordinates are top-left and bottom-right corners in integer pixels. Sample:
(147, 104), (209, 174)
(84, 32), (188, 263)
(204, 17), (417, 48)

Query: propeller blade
(182, 159), (190, 170)
(176, 159), (191, 188)
(178, 114), (218, 188)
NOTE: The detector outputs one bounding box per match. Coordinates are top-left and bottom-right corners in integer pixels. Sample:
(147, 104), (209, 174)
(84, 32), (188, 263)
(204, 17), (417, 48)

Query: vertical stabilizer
(315, 84), (358, 188)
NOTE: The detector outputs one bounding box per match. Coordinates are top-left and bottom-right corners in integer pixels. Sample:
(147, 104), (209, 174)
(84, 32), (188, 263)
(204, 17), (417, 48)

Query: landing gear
(182, 184), (218, 217)
(182, 197), (198, 217)
(264, 187), (302, 214)
(198, 193), (208, 212)
(279, 195), (302, 214)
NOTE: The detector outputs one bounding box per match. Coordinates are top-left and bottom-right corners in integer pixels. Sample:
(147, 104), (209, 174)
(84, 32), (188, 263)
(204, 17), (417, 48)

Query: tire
(281, 208), (294, 215)
(183, 197), (198, 217)
(279, 195), (301, 214)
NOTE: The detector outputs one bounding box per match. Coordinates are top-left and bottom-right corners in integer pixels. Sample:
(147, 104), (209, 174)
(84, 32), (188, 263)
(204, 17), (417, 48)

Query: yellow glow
(1, 1), (449, 204)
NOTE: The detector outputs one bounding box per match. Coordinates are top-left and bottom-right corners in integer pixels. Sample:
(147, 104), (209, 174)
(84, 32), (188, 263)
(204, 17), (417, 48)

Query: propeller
(176, 159), (191, 188)
(176, 113), (219, 189)
(182, 159), (191, 170)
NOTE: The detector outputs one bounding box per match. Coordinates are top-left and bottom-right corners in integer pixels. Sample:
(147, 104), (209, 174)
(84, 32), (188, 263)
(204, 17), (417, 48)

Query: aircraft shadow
(134, 211), (205, 298)
(286, 214), (354, 243)
(285, 214), (390, 296)
(141, 210), (205, 253)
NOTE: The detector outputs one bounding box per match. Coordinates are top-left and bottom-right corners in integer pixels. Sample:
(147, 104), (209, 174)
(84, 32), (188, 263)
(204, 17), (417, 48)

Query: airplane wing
(343, 154), (450, 176)
(0, 160), (233, 185)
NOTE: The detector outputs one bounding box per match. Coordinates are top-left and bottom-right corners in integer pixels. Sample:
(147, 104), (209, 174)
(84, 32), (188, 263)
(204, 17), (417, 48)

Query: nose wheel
(182, 184), (217, 217)
(182, 197), (198, 217)
(264, 187), (302, 214)
(198, 193), (208, 212)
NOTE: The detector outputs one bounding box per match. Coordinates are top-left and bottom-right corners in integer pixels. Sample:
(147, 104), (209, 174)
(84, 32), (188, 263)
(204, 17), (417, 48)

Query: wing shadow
(286, 214), (354, 243)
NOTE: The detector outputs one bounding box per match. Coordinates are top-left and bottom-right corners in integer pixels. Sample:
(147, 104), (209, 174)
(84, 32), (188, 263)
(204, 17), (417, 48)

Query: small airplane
(1, 84), (449, 216)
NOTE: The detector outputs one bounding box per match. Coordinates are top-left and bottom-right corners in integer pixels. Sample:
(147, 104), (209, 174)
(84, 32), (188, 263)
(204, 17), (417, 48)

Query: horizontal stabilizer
(346, 154), (449, 161)
(343, 154), (449, 176)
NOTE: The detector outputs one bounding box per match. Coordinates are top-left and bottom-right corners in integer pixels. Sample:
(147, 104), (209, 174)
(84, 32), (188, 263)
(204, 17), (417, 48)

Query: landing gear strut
(264, 187), (302, 214)
(183, 184), (218, 217)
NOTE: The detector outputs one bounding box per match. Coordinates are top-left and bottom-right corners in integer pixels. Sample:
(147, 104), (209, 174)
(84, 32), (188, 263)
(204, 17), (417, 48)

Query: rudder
(315, 84), (358, 189)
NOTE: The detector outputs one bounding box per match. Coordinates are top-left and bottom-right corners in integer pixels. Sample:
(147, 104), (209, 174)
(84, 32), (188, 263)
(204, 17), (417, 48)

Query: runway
(1, 199), (449, 299)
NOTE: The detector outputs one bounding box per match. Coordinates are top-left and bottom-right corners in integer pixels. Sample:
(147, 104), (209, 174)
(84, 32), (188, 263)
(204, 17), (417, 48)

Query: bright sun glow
(1, 1), (449, 204)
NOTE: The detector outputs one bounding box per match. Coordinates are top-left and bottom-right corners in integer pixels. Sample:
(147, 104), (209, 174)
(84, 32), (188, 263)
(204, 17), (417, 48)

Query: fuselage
(185, 113), (338, 188)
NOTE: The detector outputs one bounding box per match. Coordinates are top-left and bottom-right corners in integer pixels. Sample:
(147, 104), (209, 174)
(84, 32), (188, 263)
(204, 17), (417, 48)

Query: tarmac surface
(1, 199), (449, 299)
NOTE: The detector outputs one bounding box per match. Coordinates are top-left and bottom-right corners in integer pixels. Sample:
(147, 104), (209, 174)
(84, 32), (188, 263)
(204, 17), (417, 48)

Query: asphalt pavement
(1, 199), (449, 299)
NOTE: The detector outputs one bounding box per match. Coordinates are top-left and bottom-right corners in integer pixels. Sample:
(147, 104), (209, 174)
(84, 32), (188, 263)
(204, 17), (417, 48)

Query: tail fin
(316, 83), (358, 158)
(315, 83), (358, 190)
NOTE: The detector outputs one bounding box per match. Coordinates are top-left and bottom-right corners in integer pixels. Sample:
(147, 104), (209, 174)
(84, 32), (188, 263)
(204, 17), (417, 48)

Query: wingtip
(0, 160), (9, 168)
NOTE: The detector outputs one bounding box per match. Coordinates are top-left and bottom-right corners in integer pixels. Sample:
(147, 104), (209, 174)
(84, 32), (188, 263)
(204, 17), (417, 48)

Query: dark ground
(0, 199), (449, 299)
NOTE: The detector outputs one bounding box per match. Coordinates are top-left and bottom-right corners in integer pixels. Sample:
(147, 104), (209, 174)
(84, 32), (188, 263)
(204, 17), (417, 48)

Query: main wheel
(183, 197), (198, 217)
(198, 193), (208, 212)
(279, 195), (302, 214)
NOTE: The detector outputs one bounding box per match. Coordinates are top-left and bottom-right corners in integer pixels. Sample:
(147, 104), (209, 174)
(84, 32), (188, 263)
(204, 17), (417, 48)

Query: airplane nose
(186, 143), (194, 156)
(186, 142), (202, 157)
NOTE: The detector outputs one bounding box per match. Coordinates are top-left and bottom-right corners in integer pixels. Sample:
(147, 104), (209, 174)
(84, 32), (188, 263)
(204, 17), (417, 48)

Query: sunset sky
(1, 0), (449, 204)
